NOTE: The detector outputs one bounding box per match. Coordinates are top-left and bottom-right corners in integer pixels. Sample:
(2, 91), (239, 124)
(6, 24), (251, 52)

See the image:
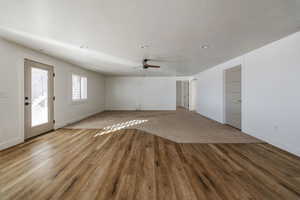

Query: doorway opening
(224, 65), (241, 129)
(176, 80), (189, 110)
(24, 59), (54, 139)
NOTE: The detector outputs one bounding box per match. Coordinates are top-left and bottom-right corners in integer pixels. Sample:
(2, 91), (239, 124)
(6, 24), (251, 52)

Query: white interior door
(225, 66), (241, 129)
(24, 59), (54, 139)
(176, 81), (182, 107)
(183, 81), (189, 109)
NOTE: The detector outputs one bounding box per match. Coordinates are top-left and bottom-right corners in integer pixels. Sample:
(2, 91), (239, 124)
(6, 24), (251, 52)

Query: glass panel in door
(31, 67), (49, 127)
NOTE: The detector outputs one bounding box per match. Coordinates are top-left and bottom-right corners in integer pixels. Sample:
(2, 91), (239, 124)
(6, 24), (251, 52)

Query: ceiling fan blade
(145, 64), (160, 68)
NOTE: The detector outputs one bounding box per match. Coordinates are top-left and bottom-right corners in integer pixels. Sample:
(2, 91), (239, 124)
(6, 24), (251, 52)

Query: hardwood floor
(1, 128), (300, 200)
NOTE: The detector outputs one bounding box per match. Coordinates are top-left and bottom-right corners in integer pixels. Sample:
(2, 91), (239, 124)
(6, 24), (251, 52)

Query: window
(72, 74), (87, 101)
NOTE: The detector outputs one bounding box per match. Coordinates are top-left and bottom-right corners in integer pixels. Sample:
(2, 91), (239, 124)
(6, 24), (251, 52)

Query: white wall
(195, 57), (243, 123)
(105, 77), (176, 110)
(194, 31), (300, 156)
(0, 38), (105, 150)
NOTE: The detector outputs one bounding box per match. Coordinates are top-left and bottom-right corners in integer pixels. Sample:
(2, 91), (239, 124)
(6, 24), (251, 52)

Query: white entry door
(24, 59), (54, 139)
(225, 66), (241, 129)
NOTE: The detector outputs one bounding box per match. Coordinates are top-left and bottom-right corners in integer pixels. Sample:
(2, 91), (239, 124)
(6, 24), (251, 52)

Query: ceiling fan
(142, 59), (161, 69)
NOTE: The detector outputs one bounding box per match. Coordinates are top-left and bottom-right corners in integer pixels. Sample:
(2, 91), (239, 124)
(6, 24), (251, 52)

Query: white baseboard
(0, 108), (105, 151)
(275, 142), (300, 157)
(141, 105), (176, 110)
(195, 110), (224, 124)
(244, 131), (300, 157)
(55, 108), (105, 129)
(195, 110), (300, 157)
(105, 105), (138, 111)
(105, 105), (176, 111)
(0, 137), (24, 151)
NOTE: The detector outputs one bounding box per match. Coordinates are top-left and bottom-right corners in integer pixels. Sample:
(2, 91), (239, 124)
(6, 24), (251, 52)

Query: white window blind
(72, 74), (87, 101)
(81, 77), (87, 99)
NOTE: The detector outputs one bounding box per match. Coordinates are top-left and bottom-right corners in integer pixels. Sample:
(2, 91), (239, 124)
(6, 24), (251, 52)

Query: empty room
(1, 0), (300, 199)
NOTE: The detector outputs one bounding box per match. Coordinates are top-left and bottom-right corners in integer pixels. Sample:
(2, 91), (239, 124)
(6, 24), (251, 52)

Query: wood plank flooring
(1, 128), (300, 200)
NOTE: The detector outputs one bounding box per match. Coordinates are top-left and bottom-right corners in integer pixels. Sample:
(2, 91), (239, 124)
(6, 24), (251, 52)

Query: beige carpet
(67, 108), (262, 143)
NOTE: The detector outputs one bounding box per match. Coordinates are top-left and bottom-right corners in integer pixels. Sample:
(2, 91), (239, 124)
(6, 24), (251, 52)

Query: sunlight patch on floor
(94, 119), (148, 137)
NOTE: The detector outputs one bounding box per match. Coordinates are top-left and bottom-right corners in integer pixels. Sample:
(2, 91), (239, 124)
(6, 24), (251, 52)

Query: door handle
(25, 102), (31, 106)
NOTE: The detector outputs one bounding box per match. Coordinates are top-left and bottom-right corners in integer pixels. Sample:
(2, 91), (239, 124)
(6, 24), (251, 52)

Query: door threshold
(25, 129), (55, 141)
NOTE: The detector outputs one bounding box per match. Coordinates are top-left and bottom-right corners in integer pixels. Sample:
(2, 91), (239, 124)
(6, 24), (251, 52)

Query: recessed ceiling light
(140, 45), (149, 49)
(80, 45), (88, 49)
(201, 45), (209, 49)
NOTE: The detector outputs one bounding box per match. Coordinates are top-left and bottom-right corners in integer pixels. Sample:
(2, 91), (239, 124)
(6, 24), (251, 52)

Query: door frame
(223, 65), (242, 130)
(24, 58), (54, 139)
(176, 80), (189, 110)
